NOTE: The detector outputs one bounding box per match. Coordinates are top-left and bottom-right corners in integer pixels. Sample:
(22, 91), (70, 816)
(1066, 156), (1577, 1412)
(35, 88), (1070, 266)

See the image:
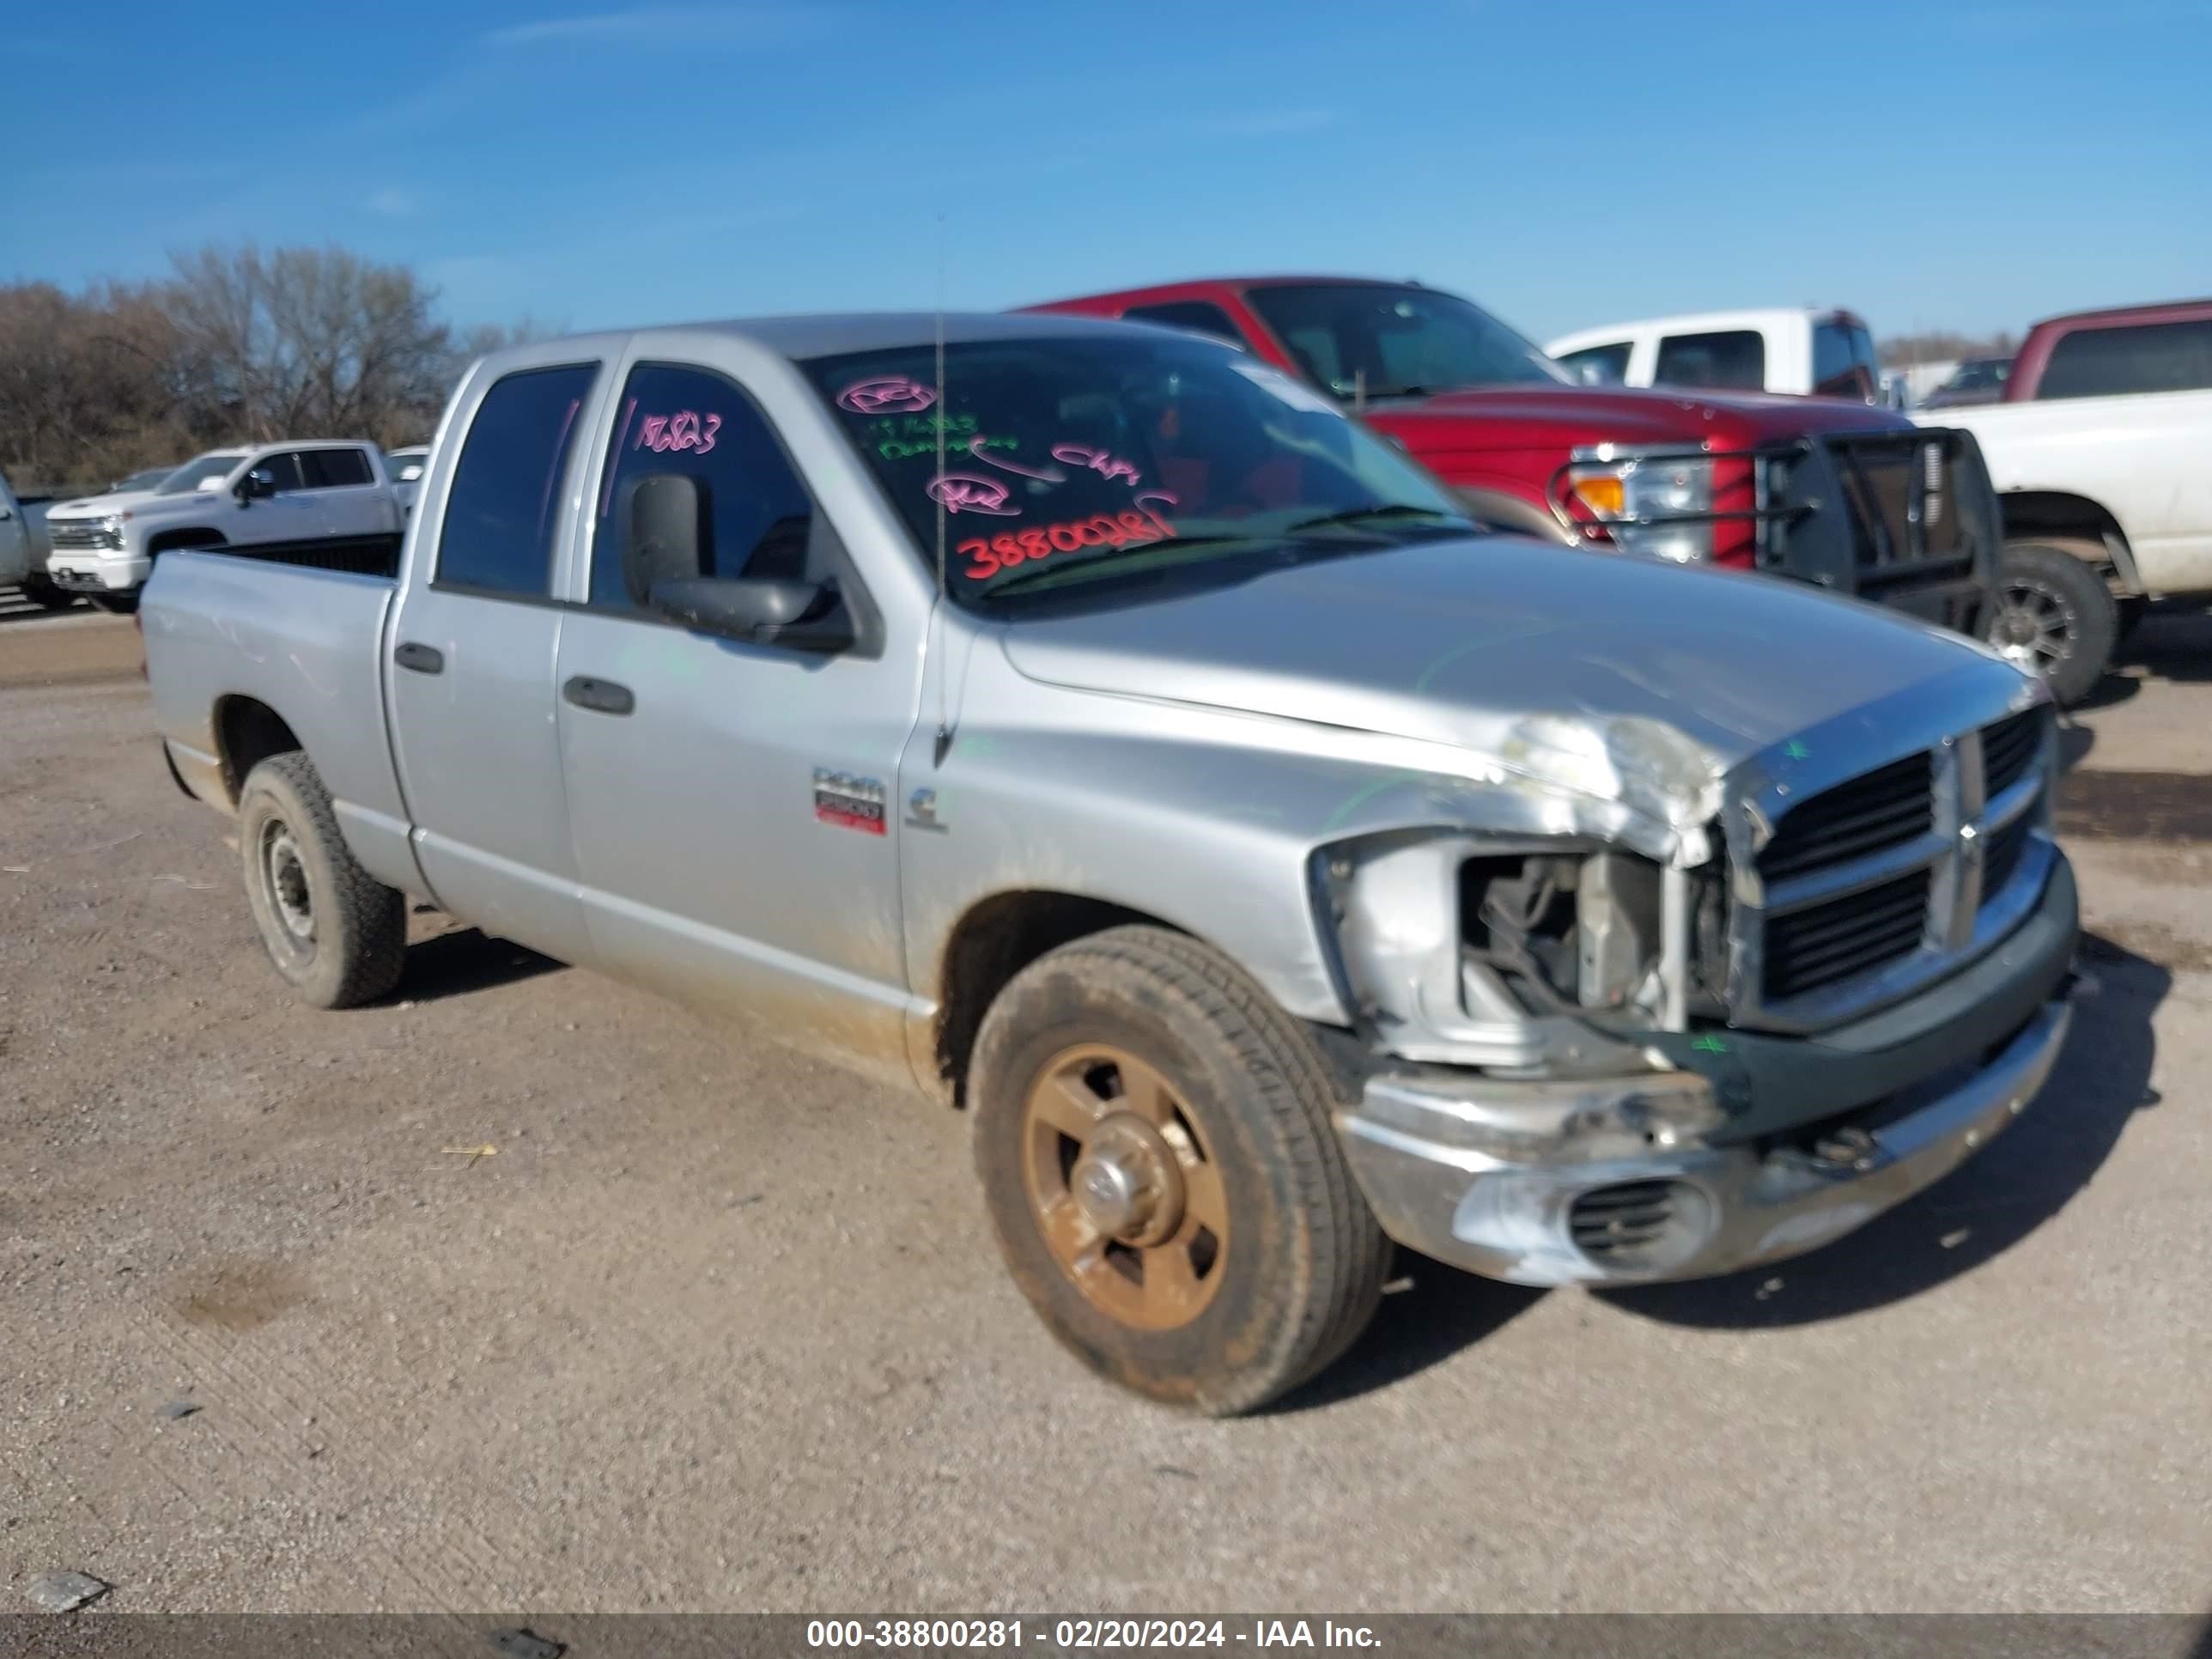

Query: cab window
(588, 362), (822, 611)
(1813, 321), (1878, 400)
(1653, 330), (1765, 391)
(2038, 319), (2212, 398)
(434, 362), (599, 597)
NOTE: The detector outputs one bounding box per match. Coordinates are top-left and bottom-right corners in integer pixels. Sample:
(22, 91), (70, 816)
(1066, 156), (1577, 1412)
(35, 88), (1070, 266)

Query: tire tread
(973, 924), (1387, 1414)
(240, 752), (406, 1007)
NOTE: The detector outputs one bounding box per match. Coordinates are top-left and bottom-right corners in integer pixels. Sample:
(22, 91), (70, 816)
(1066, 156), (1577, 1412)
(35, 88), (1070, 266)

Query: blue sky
(9, 0), (2207, 343)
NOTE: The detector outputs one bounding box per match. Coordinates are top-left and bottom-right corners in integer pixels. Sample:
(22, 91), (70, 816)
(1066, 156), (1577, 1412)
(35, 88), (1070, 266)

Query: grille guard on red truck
(1545, 427), (2000, 639)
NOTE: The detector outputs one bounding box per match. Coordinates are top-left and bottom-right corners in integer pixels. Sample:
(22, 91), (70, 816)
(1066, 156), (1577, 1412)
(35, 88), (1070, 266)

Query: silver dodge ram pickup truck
(143, 314), (2081, 1413)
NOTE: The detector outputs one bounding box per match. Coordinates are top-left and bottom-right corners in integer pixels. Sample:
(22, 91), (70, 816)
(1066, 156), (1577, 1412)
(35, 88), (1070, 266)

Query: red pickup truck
(1025, 276), (2002, 643)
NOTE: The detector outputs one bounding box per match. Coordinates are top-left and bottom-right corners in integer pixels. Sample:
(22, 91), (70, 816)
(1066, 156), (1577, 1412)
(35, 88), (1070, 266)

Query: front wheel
(969, 926), (1389, 1416)
(238, 752), (406, 1008)
(1984, 542), (2118, 707)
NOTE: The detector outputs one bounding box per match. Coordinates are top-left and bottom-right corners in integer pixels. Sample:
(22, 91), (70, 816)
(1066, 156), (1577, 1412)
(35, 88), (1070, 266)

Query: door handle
(393, 641), (444, 674)
(562, 675), (635, 715)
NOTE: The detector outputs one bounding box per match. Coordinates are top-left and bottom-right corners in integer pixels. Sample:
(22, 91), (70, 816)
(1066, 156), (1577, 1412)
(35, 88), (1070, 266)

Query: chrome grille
(1980, 709), (2042, 800)
(1757, 750), (1931, 881)
(1730, 701), (2055, 1030)
(1978, 811), (2033, 900)
(49, 520), (122, 551)
(1762, 868), (1929, 1000)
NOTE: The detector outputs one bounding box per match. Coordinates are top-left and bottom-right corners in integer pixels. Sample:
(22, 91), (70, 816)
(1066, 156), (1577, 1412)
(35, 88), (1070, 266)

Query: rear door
(300, 447), (396, 537)
(550, 345), (921, 1075)
(384, 356), (613, 964)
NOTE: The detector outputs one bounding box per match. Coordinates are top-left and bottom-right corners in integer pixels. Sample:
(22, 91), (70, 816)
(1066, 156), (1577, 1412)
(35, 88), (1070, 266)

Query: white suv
(43, 441), (400, 612)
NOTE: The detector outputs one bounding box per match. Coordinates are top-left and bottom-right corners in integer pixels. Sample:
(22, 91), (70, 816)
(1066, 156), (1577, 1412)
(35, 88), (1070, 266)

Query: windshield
(804, 334), (1471, 611)
(1243, 283), (1567, 400)
(158, 453), (245, 495)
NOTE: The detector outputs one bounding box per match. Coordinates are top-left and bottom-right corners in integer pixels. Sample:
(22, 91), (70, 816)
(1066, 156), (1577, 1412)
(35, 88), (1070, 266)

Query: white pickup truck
(1546, 307), (1882, 403)
(1917, 299), (2212, 704)
(44, 441), (402, 613)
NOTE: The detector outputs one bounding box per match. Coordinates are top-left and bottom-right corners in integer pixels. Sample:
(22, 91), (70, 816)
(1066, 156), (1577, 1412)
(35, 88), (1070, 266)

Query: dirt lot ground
(3, 607), (2208, 1615)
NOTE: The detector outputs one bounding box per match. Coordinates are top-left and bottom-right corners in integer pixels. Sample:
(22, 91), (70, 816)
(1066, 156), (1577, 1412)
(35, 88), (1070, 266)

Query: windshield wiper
(1281, 503), (1471, 538)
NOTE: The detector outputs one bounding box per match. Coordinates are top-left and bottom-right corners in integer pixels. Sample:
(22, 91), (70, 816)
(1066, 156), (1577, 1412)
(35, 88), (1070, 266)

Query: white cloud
(484, 5), (820, 46)
(368, 187), (419, 216)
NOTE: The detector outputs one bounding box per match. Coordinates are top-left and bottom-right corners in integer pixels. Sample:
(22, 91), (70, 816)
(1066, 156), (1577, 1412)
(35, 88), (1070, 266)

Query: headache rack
(1545, 426), (2001, 637)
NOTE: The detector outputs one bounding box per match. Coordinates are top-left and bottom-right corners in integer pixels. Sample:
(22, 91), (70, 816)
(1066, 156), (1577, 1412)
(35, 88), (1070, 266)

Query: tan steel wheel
(1020, 1042), (1229, 1331)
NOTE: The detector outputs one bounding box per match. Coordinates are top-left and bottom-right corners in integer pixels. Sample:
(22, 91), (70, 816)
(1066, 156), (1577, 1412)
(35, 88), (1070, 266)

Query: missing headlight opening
(1460, 854), (1587, 1015)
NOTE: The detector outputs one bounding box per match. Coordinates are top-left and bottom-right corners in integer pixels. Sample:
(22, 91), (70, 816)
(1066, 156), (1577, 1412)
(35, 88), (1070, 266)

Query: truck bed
(142, 548), (418, 892)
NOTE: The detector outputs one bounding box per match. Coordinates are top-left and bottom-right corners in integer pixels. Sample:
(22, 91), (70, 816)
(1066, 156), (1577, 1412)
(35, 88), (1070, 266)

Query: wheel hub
(1069, 1114), (1186, 1247)
(262, 823), (315, 945)
(1988, 580), (2069, 672)
(1018, 1042), (1230, 1331)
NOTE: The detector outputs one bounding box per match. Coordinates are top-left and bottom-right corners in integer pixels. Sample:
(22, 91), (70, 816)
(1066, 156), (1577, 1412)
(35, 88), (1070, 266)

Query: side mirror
(623, 473), (708, 605)
(648, 576), (855, 653)
(398, 463), (424, 483)
(623, 472), (853, 652)
(235, 468), (277, 502)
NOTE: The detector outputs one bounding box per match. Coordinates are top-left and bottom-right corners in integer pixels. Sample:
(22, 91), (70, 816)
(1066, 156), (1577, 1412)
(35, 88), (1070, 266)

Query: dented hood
(1000, 536), (2002, 808)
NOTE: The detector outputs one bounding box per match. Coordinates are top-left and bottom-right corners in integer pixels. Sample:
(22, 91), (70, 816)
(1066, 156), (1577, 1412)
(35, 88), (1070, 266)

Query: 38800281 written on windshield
(802, 334), (1466, 604)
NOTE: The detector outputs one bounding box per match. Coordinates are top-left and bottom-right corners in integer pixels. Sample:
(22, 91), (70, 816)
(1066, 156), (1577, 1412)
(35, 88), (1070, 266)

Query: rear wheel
(1985, 542), (2118, 707)
(969, 926), (1388, 1415)
(238, 752), (406, 1008)
(88, 592), (138, 616)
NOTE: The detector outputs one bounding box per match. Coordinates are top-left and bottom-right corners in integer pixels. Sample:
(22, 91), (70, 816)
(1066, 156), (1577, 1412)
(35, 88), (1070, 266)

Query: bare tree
(0, 280), (187, 489)
(164, 243), (455, 447)
(0, 243), (538, 489)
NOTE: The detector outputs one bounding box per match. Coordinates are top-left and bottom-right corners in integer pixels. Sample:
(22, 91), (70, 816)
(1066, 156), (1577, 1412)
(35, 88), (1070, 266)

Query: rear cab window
(434, 362), (599, 597)
(1653, 330), (1765, 391)
(301, 448), (375, 489)
(2036, 319), (2212, 398)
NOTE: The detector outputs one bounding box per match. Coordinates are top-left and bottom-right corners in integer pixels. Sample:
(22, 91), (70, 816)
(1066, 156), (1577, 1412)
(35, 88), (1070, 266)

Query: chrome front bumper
(1335, 996), (2074, 1288)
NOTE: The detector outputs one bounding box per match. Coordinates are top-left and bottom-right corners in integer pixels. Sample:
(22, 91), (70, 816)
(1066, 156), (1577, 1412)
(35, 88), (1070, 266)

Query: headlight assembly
(1565, 453), (1716, 564)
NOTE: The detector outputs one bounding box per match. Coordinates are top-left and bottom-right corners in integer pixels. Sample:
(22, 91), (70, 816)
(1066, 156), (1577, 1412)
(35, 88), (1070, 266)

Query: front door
(239, 452), (326, 544)
(552, 354), (921, 1075)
